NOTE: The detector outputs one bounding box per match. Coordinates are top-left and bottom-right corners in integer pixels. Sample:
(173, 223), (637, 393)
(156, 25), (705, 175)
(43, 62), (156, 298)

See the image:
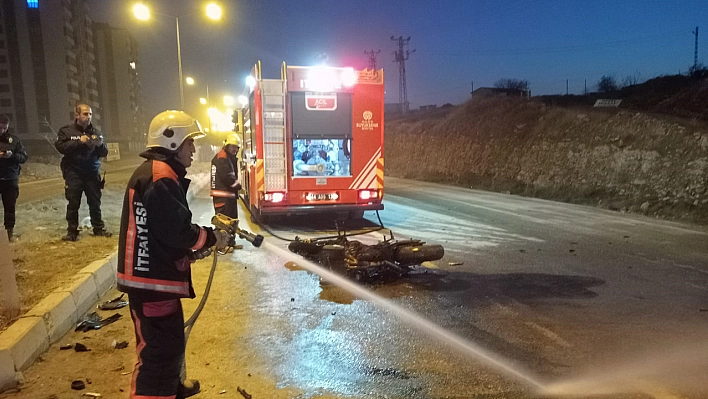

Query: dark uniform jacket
(55, 122), (108, 176)
(117, 150), (216, 302)
(0, 132), (28, 180)
(210, 148), (239, 198)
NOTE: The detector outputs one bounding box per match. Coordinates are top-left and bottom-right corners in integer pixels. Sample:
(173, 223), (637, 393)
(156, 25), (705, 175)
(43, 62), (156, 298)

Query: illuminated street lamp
(132, 3), (222, 109)
(223, 95), (234, 107)
(185, 77), (195, 85)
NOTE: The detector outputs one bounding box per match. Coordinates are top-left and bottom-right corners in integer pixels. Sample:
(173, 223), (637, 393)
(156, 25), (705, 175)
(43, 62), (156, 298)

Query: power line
(391, 36), (415, 114)
(364, 49), (380, 70)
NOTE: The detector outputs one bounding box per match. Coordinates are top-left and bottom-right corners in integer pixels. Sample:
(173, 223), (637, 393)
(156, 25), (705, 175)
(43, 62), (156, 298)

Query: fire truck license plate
(309, 193), (336, 201)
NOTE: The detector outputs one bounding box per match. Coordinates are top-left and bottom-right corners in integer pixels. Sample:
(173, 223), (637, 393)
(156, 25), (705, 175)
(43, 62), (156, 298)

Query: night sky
(87, 1), (707, 120)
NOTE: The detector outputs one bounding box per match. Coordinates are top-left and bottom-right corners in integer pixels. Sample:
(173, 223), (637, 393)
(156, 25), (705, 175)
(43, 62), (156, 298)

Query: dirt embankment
(385, 96), (708, 224)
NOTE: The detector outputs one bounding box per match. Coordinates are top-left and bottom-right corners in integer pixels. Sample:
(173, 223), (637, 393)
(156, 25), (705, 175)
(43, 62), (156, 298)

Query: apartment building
(94, 23), (146, 152)
(0, 0), (144, 155)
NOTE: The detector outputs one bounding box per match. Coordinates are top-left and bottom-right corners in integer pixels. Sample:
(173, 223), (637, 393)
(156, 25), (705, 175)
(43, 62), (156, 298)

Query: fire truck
(237, 62), (385, 222)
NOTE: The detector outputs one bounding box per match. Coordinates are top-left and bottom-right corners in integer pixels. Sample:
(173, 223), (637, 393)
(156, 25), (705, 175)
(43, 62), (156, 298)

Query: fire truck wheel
(348, 210), (365, 220)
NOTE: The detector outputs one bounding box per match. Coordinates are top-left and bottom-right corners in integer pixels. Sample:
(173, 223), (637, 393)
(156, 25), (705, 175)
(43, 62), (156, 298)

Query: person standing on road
(210, 133), (242, 219)
(55, 103), (111, 241)
(0, 114), (28, 242)
(117, 110), (228, 399)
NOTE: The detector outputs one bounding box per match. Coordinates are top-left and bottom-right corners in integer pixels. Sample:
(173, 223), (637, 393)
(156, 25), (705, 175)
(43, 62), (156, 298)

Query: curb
(0, 173), (209, 392)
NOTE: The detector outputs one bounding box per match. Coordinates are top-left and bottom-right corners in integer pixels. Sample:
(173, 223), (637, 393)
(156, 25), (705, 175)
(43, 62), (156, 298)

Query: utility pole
(391, 36), (415, 114)
(566, 79), (569, 95)
(364, 49), (381, 70)
(693, 26), (699, 71)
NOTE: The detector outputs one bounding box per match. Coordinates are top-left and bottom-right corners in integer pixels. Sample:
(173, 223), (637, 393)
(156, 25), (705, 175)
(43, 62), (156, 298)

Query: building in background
(0, 0), (144, 156)
(93, 23), (145, 152)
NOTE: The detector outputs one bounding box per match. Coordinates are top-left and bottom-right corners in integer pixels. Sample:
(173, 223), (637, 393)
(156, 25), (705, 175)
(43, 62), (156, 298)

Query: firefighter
(55, 104), (111, 241)
(0, 114), (28, 242)
(210, 133), (242, 219)
(117, 110), (229, 399)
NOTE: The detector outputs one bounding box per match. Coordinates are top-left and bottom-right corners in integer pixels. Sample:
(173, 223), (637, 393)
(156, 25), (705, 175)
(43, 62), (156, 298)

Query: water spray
(261, 240), (548, 391)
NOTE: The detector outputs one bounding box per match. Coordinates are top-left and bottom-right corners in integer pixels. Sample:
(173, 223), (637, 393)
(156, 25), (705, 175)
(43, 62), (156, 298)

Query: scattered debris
(699, 308), (708, 312)
(290, 297), (295, 302)
(219, 390), (227, 394)
(76, 312), (122, 332)
(98, 294), (128, 310)
(448, 262), (463, 266)
(112, 339), (129, 349)
(82, 393), (102, 398)
(59, 344), (73, 350)
(71, 380), (86, 390)
(569, 249), (575, 253)
(237, 386), (252, 399)
(74, 343), (90, 352)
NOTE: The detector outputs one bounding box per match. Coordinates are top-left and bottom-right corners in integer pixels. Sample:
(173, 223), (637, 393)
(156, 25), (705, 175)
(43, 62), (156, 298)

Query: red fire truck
(238, 62), (385, 222)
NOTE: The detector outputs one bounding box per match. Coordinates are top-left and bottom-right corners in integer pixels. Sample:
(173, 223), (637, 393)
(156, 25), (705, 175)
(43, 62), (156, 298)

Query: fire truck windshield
(292, 138), (351, 177)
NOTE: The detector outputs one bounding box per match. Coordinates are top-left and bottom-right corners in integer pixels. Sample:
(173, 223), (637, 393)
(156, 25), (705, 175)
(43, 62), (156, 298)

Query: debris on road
(74, 343), (90, 352)
(75, 312), (122, 332)
(98, 293), (128, 310)
(71, 380), (86, 390)
(111, 339), (129, 349)
(448, 262), (463, 266)
(237, 386), (252, 399)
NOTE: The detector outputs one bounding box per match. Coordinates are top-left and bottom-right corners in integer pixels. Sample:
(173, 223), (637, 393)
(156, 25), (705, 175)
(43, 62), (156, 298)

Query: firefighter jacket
(0, 132), (28, 181)
(117, 149), (217, 302)
(55, 122), (108, 176)
(210, 148), (240, 198)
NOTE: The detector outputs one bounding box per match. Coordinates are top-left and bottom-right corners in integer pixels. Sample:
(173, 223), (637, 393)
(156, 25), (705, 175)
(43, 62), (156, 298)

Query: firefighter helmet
(147, 110), (206, 151)
(223, 134), (241, 147)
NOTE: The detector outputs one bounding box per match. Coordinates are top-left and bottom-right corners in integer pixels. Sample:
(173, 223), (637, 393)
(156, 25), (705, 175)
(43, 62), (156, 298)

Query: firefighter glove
(214, 229), (231, 252)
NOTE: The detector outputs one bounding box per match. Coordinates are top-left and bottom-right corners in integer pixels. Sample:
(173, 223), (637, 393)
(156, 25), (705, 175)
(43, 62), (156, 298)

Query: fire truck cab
(238, 62), (385, 222)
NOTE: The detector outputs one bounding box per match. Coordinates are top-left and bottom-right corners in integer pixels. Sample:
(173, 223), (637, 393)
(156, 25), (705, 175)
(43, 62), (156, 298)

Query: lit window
(27, 0), (38, 8)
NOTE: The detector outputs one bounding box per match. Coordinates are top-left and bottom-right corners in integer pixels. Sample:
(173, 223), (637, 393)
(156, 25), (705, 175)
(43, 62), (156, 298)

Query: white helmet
(223, 134), (241, 147)
(147, 110), (206, 151)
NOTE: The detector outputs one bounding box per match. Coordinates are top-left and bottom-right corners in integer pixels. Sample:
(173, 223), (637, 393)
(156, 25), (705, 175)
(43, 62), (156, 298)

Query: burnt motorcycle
(288, 234), (444, 282)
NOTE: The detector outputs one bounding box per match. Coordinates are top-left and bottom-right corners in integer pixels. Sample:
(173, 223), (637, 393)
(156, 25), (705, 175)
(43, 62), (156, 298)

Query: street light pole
(176, 16), (184, 109)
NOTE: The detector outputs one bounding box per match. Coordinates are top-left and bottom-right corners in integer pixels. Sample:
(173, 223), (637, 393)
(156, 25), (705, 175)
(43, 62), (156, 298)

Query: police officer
(0, 114), (28, 242)
(117, 110), (229, 399)
(210, 133), (242, 219)
(55, 104), (111, 241)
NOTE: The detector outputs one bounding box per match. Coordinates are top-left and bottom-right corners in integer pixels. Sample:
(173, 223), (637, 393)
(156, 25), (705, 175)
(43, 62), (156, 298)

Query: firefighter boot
(179, 379), (201, 398)
(6, 229), (13, 242)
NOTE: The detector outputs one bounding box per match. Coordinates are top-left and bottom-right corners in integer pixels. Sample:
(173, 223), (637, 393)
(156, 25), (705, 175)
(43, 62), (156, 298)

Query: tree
(596, 75), (618, 93)
(493, 78), (529, 91)
(621, 71), (643, 88)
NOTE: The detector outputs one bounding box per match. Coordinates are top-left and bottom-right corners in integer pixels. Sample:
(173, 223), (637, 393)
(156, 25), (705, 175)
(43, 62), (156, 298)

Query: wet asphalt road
(184, 177), (708, 399)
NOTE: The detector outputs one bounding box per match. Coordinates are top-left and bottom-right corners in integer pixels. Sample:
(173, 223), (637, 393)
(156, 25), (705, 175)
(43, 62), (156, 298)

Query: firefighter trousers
(213, 196), (239, 219)
(129, 298), (186, 399)
(0, 179), (18, 230)
(63, 170), (104, 233)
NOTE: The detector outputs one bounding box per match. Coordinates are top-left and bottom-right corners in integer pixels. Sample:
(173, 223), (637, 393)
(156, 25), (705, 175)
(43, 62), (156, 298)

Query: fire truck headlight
(341, 68), (358, 87)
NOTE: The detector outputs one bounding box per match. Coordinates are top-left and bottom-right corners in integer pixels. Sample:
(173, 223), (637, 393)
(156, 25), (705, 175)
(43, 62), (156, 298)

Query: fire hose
(180, 214), (264, 384)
